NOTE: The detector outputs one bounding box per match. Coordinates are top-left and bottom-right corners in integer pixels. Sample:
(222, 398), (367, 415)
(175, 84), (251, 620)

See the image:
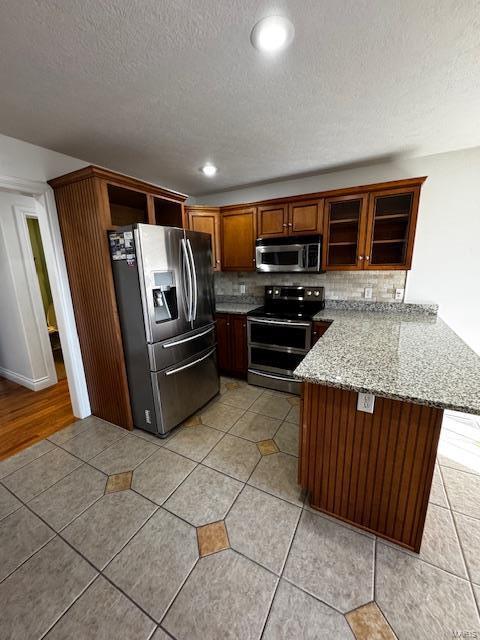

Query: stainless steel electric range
(247, 285), (325, 394)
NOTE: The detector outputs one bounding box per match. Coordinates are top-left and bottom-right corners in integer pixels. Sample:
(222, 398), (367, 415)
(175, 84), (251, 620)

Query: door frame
(0, 173), (90, 418)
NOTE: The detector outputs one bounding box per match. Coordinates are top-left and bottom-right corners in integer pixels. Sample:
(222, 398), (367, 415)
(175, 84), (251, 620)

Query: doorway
(0, 183), (89, 459)
(27, 217), (66, 382)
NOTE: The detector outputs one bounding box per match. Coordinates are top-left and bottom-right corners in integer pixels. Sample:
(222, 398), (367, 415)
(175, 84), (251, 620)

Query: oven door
(248, 317), (311, 374)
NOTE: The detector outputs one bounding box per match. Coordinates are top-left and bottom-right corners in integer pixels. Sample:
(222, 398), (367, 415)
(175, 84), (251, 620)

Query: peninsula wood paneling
(300, 383), (443, 552)
(53, 177), (133, 429)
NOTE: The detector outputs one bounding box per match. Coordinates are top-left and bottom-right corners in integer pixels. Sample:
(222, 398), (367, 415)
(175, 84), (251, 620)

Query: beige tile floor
(0, 378), (479, 639)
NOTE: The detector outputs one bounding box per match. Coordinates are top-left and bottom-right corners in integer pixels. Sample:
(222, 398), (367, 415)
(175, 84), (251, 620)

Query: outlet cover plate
(364, 286), (373, 300)
(357, 392), (375, 413)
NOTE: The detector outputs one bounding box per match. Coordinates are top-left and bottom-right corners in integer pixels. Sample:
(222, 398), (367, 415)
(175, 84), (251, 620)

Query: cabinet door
(312, 321), (332, 345)
(187, 207), (221, 271)
(221, 207), (257, 271)
(215, 314), (231, 372)
(288, 199), (323, 235)
(257, 204), (288, 237)
(323, 194), (368, 270)
(364, 187), (420, 270)
(229, 315), (248, 377)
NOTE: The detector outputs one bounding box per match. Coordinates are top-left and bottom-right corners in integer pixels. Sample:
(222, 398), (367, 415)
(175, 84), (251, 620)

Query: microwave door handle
(186, 239), (198, 321)
(301, 245), (307, 269)
(181, 239), (193, 321)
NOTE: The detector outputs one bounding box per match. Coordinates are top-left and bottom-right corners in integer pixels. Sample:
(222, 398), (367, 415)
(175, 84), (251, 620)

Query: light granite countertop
(215, 303), (259, 314)
(294, 309), (480, 415)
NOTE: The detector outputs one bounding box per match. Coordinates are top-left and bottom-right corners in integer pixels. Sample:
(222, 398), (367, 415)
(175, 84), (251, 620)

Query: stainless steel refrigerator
(109, 223), (219, 437)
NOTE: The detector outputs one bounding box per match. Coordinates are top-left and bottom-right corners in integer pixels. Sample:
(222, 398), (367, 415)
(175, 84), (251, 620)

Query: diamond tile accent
(183, 415), (202, 427)
(257, 439), (279, 455)
(197, 521), (230, 557)
(105, 471), (133, 493)
(346, 602), (396, 640)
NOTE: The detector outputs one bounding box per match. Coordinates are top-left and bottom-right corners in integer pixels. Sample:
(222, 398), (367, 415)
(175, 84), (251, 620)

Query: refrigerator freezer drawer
(148, 323), (216, 371)
(152, 346), (219, 435)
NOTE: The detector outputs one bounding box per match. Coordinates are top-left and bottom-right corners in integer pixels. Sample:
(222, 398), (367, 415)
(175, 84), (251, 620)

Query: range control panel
(265, 285), (325, 301)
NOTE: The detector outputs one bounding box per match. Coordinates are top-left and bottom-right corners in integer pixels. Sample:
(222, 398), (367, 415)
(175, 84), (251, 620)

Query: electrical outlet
(395, 288), (404, 301)
(357, 392), (375, 414)
(364, 286), (373, 300)
(239, 284), (246, 294)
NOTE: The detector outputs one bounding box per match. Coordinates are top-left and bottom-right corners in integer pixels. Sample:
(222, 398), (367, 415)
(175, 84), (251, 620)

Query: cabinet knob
(216, 259), (220, 263)
(252, 259), (255, 263)
(288, 222), (292, 227)
(282, 223), (287, 228)
(365, 255), (370, 260)
(359, 255), (364, 260)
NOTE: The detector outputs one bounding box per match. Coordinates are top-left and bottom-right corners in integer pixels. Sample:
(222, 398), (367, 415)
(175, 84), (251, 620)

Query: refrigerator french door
(109, 224), (218, 436)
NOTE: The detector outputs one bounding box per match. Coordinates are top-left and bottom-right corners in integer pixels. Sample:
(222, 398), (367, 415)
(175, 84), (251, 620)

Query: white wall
(0, 133), (87, 183)
(195, 146), (480, 355)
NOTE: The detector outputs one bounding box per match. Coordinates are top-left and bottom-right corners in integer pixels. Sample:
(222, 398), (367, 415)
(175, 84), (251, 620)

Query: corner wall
(197, 147), (480, 354)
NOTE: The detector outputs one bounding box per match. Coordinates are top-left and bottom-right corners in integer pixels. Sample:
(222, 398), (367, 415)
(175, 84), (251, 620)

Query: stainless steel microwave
(255, 234), (323, 273)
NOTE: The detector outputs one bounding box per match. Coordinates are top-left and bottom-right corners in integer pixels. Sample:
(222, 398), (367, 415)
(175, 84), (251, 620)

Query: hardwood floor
(0, 376), (75, 460)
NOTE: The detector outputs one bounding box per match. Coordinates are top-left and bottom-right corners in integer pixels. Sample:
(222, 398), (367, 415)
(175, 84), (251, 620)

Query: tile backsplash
(214, 271), (407, 303)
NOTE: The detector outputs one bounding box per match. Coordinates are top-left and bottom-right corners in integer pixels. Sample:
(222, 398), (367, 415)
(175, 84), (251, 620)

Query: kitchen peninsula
(295, 305), (480, 551)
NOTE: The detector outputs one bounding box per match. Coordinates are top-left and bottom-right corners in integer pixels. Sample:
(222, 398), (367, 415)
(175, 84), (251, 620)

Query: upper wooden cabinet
(289, 199), (323, 235)
(257, 199), (323, 238)
(257, 204), (288, 237)
(186, 206), (221, 271)
(48, 165), (186, 430)
(364, 186), (420, 270)
(323, 183), (422, 271)
(323, 194), (369, 270)
(221, 207), (257, 271)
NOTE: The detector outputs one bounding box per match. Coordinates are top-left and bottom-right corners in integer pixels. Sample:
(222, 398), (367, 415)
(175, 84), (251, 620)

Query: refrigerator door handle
(186, 239), (198, 321)
(181, 238), (193, 321)
(165, 348), (216, 376)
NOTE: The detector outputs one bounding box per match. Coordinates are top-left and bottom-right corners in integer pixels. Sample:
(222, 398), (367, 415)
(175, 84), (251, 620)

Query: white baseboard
(444, 409), (480, 429)
(0, 366), (54, 391)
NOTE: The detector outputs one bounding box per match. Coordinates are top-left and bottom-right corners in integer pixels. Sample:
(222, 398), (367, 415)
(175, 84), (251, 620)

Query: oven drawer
(249, 345), (306, 375)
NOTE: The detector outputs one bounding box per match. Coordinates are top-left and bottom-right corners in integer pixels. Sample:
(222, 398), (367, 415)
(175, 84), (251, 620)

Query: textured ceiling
(0, 0), (479, 196)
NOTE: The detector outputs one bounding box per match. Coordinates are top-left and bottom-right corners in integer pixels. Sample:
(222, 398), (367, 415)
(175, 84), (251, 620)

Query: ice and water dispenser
(152, 271), (178, 323)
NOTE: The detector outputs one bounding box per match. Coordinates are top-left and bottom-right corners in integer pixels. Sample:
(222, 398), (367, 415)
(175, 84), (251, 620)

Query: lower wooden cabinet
(312, 321), (332, 345)
(215, 313), (248, 378)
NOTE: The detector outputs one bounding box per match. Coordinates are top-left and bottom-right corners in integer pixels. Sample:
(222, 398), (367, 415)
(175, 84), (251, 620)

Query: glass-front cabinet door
(323, 194), (368, 270)
(364, 187), (420, 270)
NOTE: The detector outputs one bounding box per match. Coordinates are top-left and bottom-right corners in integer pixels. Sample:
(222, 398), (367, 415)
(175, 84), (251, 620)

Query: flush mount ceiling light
(201, 163), (217, 177)
(250, 15), (294, 54)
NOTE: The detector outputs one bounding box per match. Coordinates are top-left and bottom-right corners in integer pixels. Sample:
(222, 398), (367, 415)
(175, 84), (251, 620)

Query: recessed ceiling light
(250, 16), (294, 54)
(201, 163), (217, 177)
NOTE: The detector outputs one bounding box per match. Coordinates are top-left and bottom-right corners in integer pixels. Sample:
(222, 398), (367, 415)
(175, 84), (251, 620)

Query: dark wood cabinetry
(221, 207), (257, 271)
(215, 313), (248, 378)
(257, 199), (323, 238)
(49, 166), (186, 429)
(186, 206), (221, 271)
(312, 321), (332, 345)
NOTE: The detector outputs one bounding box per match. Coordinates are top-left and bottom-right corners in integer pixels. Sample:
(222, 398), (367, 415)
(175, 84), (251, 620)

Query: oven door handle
(248, 318), (311, 328)
(248, 369), (297, 383)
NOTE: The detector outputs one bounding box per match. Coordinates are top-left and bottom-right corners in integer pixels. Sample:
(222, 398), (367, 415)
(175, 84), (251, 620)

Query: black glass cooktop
(248, 304), (324, 321)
